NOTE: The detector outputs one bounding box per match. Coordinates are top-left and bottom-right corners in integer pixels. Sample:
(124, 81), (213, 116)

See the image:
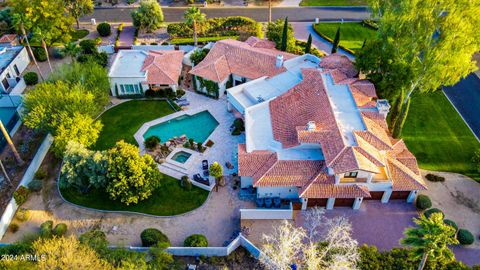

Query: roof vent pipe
(275, 54), (284, 68)
(306, 121), (316, 131)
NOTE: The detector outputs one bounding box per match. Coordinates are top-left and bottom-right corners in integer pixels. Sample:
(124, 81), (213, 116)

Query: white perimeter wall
(257, 186), (299, 199)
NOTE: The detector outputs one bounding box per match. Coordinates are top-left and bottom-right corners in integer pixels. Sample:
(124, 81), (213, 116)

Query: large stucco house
(0, 35), (30, 95)
(193, 38), (427, 210)
(108, 49), (184, 96)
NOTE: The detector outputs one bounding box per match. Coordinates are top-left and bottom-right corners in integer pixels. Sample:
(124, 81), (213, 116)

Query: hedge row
(167, 16), (262, 39)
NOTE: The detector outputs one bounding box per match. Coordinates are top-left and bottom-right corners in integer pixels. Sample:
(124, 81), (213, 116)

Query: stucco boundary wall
(240, 202), (294, 220)
(112, 234), (263, 258)
(0, 134), (54, 240)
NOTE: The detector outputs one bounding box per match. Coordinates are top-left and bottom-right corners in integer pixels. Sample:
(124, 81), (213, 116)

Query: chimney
(275, 54), (284, 68)
(376, 99), (391, 118)
(306, 121), (316, 131)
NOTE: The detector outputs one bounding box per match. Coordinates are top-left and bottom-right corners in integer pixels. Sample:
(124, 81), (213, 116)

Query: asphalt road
(82, 6), (370, 23)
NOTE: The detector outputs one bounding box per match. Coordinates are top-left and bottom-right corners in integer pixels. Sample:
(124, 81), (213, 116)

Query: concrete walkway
(291, 22), (355, 60)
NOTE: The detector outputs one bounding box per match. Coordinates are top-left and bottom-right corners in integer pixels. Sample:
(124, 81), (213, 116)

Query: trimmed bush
(24, 72), (39, 86)
(40, 220), (53, 238)
(444, 219), (458, 231)
(27, 180), (43, 192)
(415, 194), (432, 210)
(231, 128), (241, 136)
(97, 22), (111, 37)
(15, 208), (30, 222)
(13, 186), (30, 206)
(79, 39), (97, 54)
(52, 47), (65, 59)
(184, 234), (208, 247)
(181, 176), (192, 191)
(424, 208), (444, 219)
(176, 89), (186, 97)
(425, 173), (445, 182)
(233, 118), (245, 132)
(52, 223), (68, 237)
(33, 47), (47, 62)
(34, 170), (47, 180)
(80, 230), (108, 251)
(9, 223), (19, 233)
(457, 229), (474, 245)
(140, 228), (170, 247)
(144, 136), (160, 150)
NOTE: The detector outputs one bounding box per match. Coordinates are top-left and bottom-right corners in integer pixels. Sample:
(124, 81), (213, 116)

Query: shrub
(9, 223), (19, 233)
(444, 219), (458, 231)
(231, 128), (241, 135)
(181, 175), (192, 191)
(424, 208), (444, 219)
(40, 220), (53, 238)
(80, 230), (108, 251)
(144, 136), (160, 150)
(79, 39), (97, 54)
(197, 142), (205, 153)
(13, 186), (30, 206)
(176, 89), (186, 97)
(52, 223), (68, 237)
(52, 47), (65, 59)
(415, 194), (432, 210)
(140, 228), (170, 247)
(33, 47), (47, 62)
(34, 170), (47, 180)
(97, 22), (111, 37)
(27, 180), (43, 192)
(457, 229), (474, 245)
(183, 234), (208, 247)
(425, 173), (445, 182)
(233, 118), (245, 132)
(145, 89), (155, 97)
(15, 208), (30, 222)
(24, 72), (39, 86)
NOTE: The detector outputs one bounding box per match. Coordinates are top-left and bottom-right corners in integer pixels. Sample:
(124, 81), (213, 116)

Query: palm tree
(401, 213), (458, 270)
(268, 0), (272, 23)
(63, 42), (80, 63)
(34, 28), (53, 73)
(12, 14), (45, 81)
(0, 120), (24, 166)
(183, 7), (206, 47)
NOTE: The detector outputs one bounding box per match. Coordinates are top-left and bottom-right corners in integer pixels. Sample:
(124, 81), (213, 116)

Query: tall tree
(401, 213), (458, 270)
(0, 120), (23, 165)
(305, 34), (312, 54)
(280, 17), (288, 51)
(331, 27), (340, 53)
(357, 0), (480, 132)
(131, 0), (164, 33)
(183, 7), (206, 47)
(64, 0), (94, 29)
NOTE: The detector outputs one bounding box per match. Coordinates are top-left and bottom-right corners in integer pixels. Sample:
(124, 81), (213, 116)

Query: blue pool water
(143, 111), (219, 143)
(172, 151), (192, 163)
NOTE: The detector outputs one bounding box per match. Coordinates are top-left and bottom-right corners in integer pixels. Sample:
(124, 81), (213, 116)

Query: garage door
(334, 198), (355, 207)
(390, 191), (410, 200)
(307, 198), (328, 207)
(364, 191), (384, 200)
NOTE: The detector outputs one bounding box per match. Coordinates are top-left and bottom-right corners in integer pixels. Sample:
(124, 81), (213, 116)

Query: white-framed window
(344, 171), (358, 178)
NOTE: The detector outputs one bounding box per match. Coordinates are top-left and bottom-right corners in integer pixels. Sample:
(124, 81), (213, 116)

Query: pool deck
(134, 91), (245, 183)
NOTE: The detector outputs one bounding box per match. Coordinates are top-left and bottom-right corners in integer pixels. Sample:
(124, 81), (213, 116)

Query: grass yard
(402, 91), (480, 181)
(70, 29), (90, 42)
(93, 100), (175, 150)
(300, 0), (367, 6)
(313, 22), (377, 53)
(60, 175), (209, 216)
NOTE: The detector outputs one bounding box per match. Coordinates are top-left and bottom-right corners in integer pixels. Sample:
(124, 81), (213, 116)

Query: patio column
(353, 197), (363, 210)
(381, 189), (392, 203)
(301, 198), (308, 210)
(407, 190), (418, 203)
(326, 198), (335, 210)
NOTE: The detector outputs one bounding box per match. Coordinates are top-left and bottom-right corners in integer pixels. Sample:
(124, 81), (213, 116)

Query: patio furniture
(225, 162), (234, 169)
(203, 169), (209, 177)
(264, 197), (273, 208)
(256, 197), (264, 208)
(273, 197), (281, 208)
(193, 173), (210, 186)
(202, 160), (208, 170)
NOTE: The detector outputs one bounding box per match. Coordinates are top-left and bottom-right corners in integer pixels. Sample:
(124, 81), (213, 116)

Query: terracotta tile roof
(237, 144), (277, 177)
(300, 182), (371, 198)
(141, 50), (184, 85)
(254, 160), (326, 187)
(190, 39), (296, 82)
(354, 134), (384, 165)
(389, 140), (420, 175)
(388, 157), (427, 191)
(244, 36), (277, 49)
(0, 34), (17, 44)
(350, 80), (377, 98)
(319, 53), (358, 78)
(360, 111), (388, 130)
(329, 147), (380, 174)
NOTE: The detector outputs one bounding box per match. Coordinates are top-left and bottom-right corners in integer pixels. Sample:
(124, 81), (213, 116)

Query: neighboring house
(0, 34), (19, 46)
(108, 49), (184, 96)
(0, 40), (29, 95)
(189, 37), (295, 99)
(229, 51), (426, 210)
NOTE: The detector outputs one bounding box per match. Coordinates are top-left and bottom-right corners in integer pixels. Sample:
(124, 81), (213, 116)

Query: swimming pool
(172, 151), (192, 163)
(143, 111), (219, 143)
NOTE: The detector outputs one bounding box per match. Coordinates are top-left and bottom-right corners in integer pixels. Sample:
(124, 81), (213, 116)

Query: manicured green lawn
(93, 100), (175, 150)
(60, 175), (209, 216)
(313, 22), (377, 53)
(71, 29), (90, 42)
(300, 0), (367, 6)
(402, 91), (480, 181)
